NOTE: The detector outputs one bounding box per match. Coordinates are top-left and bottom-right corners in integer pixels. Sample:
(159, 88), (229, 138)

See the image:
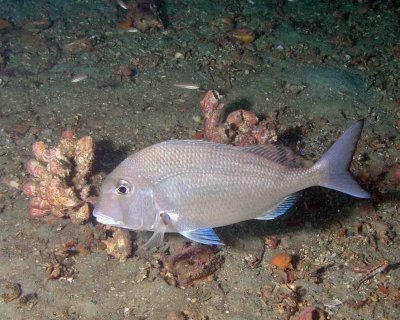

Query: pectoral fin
(142, 227), (166, 249)
(181, 228), (223, 245)
(136, 212), (171, 255)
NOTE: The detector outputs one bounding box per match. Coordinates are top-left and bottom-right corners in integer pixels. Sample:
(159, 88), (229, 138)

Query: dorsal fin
(242, 144), (299, 167)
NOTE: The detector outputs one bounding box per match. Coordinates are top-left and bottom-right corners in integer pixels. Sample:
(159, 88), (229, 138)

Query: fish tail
(313, 120), (370, 198)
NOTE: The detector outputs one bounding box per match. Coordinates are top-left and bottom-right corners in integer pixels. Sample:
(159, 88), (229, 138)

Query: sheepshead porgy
(94, 121), (370, 247)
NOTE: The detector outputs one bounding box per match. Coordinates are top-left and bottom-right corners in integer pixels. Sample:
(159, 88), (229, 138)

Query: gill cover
(126, 187), (156, 229)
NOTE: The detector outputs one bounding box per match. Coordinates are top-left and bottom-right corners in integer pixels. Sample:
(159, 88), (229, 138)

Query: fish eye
(115, 180), (131, 195)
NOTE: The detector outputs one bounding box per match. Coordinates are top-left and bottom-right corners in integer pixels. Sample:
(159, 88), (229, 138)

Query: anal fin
(181, 228), (223, 245)
(255, 192), (301, 220)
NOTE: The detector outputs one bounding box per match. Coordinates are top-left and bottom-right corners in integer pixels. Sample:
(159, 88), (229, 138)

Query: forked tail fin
(313, 121), (370, 198)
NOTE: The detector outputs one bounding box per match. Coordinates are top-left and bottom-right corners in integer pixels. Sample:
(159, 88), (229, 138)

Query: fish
(126, 27), (139, 33)
(71, 74), (88, 83)
(173, 83), (205, 91)
(93, 121), (370, 249)
(116, 0), (128, 10)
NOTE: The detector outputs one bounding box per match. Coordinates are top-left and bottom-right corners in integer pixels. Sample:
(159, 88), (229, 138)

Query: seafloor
(0, 0), (399, 319)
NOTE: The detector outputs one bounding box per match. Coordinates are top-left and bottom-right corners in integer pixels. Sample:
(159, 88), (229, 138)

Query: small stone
(192, 115), (202, 124)
(174, 52), (184, 59)
(102, 228), (132, 262)
(1, 176), (20, 189)
(265, 237), (279, 249)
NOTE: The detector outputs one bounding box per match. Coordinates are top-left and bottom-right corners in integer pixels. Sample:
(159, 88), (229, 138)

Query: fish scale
(94, 121), (370, 248)
(147, 143), (291, 227)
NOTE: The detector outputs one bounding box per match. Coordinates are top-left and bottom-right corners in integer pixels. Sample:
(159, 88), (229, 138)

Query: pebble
(1, 176), (20, 189)
(192, 115), (202, 123)
(41, 128), (53, 140)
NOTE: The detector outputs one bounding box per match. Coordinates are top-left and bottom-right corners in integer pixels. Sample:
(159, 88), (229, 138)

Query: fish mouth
(93, 209), (125, 227)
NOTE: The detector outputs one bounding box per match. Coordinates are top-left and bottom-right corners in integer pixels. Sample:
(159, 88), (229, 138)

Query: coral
(118, 0), (164, 32)
(22, 131), (94, 224)
(102, 227), (133, 262)
(116, 15), (134, 30)
(200, 90), (278, 146)
(271, 253), (293, 270)
(160, 244), (224, 288)
(200, 90), (227, 143)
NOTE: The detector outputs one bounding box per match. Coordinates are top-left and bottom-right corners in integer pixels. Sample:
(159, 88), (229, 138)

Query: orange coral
(200, 90), (228, 143)
(116, 15), (133, 30)
(116, 0), (164, 32)
(22, 131), (94, 224)
(271, 253), (293, 270)
(126, 0), (164, 32)
(200, 90), (277, 146)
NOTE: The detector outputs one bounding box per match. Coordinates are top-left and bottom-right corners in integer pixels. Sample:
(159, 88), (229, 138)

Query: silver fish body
(94, 121), (370, 247)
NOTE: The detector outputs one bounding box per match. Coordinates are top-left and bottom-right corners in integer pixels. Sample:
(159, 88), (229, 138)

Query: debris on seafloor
(45, 251), (76, 280)
(265, 237), (280, 249)
(0, 280), (38, 309)
(0, 18), (12, 30)
(297, 306), (328, 320)
(21, 131), (94, 224)
(259, 283), (300, 319)
(231, 27), (257, 44)
(0, 280), (22, 303)
(0, 48), (6, 71)
(304, 264), (333, 285)
(218, 16), (235, 29)
(21, 17), (52, 32)
(342, 212), (396, 249)
(114, 65), (136, 80)
(371, 219), (396, 246)
(353, 260), (391, 289)
(61, 37), (95, 54)
(117, 0), (164, 32)
(166, 310), (190, 320)
(159, 244), (225, 288)
(198, 90), (278, 146)
(102, 227), (133, 262)
(18, 293), (38, 308)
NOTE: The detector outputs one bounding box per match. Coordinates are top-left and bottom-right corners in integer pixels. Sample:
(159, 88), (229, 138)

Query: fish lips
(93, 209), (126, 228)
